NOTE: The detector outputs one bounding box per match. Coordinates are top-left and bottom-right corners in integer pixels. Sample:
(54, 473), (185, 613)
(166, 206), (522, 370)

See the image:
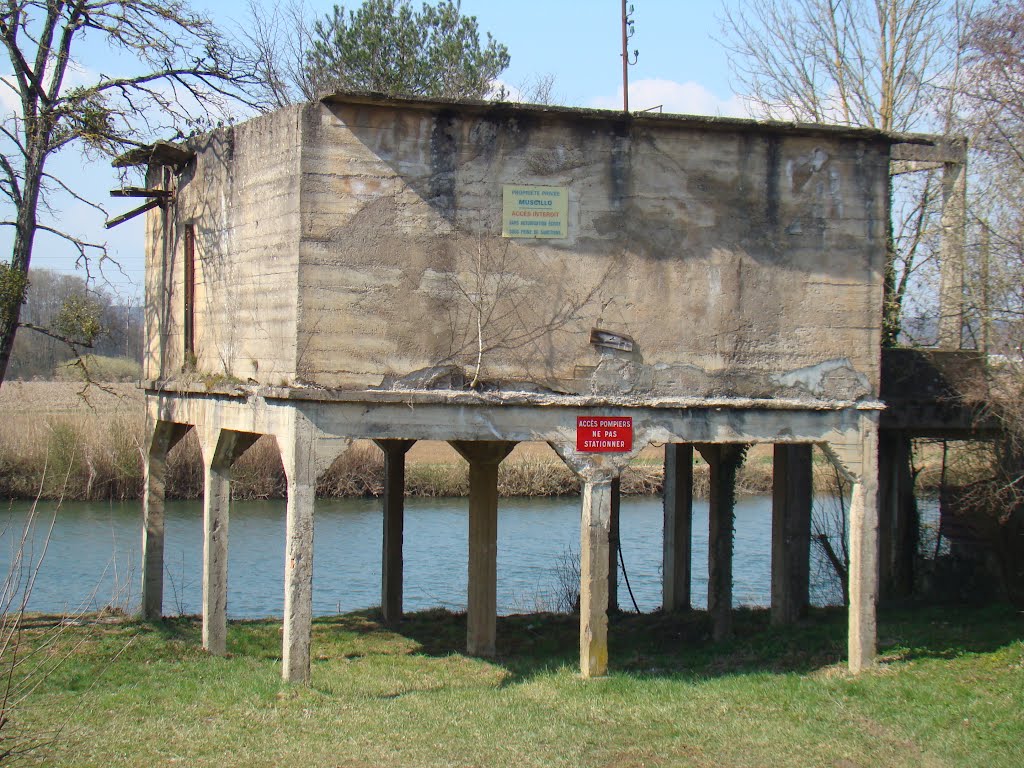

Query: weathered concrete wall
(145, 109), (303, 382)
(150, 97), (890, 400)
(295, 99), (887, 399)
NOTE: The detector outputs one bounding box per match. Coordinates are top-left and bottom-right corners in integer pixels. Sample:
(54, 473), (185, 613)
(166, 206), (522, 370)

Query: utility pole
(621, 1), (637, 112)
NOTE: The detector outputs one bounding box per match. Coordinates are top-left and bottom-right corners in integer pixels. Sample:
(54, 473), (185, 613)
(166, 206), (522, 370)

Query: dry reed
(0, 382), (965, 501)
(0, 408), (776, 501)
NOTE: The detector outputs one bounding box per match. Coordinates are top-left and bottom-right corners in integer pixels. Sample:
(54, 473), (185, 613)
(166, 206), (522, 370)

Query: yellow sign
(502, 185), (568, 238)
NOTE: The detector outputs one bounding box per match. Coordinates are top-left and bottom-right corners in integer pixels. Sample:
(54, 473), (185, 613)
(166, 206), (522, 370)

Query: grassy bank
(7, 603), (1023, 766)
(0, 381), (986, 501)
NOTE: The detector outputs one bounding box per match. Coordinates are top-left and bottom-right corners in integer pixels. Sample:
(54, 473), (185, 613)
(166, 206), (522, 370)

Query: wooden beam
(112, 140), (195, 168)
(110, 187), (173, 199)
(105, 198), (162, 229)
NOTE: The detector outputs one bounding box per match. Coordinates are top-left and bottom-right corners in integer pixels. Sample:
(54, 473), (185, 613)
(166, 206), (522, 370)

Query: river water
(1, 495), (847, 617)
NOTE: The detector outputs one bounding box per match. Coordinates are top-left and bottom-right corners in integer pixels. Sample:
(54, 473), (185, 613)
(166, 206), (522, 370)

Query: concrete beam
(450, 440), (516, 657)
(771, 444), (813, 625)
(148, 390), (876, 453)
(662, 444), (694, 612)
(201, 428), (260, 656)
(697, 444), (748, 642)
(141, 420), (190, 620)
(890, 138), (966, 165)
(374, 439), (415, 625)
(890, 160), (944, 176)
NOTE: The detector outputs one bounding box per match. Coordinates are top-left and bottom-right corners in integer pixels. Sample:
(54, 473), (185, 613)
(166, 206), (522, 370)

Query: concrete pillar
(374, 439), (415, 625)
(547, 440), (633, 679)
(878, 432), (917, 600)
(848, 416), (880, 674)
(580, 474), (615, 677)
(938, 155), (967, 350)
(697, 444), (747, 642)
(201, 429), (259, 656)
(278, 417), (319, 684)
(141, 421), (190, 620)
(201, 445), (230, 656)
(771, 444), (813, 625)
(663, 444), (693, 612)
(608, 477), (621, 613)
(450, 441), (516, 657)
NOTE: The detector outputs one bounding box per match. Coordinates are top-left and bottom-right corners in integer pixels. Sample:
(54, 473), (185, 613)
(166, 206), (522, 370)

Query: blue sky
(5, 0), (747, 302)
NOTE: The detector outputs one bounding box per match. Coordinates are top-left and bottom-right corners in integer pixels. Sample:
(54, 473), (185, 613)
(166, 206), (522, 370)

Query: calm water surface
(1, 495), (847, 617)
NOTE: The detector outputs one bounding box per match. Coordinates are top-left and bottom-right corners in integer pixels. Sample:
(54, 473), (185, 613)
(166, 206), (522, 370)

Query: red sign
(577, 416), (633, 453)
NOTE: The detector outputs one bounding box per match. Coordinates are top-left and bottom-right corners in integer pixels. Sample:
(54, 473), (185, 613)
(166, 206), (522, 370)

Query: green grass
(8, 604), (1023, 767)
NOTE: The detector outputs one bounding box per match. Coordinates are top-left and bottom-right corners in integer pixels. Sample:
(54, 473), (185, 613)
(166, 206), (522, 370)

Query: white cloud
(590, 78), (747, 118)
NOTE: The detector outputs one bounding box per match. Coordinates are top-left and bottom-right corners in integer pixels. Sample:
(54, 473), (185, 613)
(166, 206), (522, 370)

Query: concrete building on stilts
(123, 93), (967, 683)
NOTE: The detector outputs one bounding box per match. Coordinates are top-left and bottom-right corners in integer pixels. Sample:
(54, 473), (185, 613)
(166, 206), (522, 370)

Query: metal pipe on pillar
(608, 477), (621, 613)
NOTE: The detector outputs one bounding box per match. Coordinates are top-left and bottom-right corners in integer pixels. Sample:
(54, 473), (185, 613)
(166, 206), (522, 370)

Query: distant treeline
(8, 268), (143, 380)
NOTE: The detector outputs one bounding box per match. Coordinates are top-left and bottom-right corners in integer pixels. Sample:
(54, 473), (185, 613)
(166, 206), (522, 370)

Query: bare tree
(0, 0), (260, 389)
(442, 237), (610, 389)
(494, 73), (559, 106)
(959, 2), (1024, 357)
(719, 0), (972, 344)
(241, 0), (321, 108)
(947, 1), (1024, 607)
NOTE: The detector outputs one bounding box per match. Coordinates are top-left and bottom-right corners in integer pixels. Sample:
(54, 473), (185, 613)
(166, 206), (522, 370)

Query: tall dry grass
(0, 411), (144, 500)
(0, 407), (775, 501)
(0, 402), (848, 503)
(2, 381), (974, 502)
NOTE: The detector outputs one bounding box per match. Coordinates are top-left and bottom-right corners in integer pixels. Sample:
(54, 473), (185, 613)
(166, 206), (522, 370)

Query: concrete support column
(771, 444), (813, 625)
(201, 447), (230, 656)
(878, 432), (917, 600)
(141, 421), (189, 620)
(374, 439), (415, 625)
(548, 441), (633, 679)
(697, 444), (747, 642)
(848, 416), (881, 674)
(663, 444), (694, 612)
(201, 429), (259, 656)
(450, 441), (516, 657)
(278, 417), (320, 684)
(608, 477), (621, 613)
(580, 474), (615, 677)
(938, 155), (967, 349)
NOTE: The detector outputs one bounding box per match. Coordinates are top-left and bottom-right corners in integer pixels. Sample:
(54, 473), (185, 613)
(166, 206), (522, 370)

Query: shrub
(53, 355), (141, 383)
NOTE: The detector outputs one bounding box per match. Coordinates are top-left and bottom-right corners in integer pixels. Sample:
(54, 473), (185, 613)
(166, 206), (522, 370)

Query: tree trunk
(0, 151), (44, 387)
